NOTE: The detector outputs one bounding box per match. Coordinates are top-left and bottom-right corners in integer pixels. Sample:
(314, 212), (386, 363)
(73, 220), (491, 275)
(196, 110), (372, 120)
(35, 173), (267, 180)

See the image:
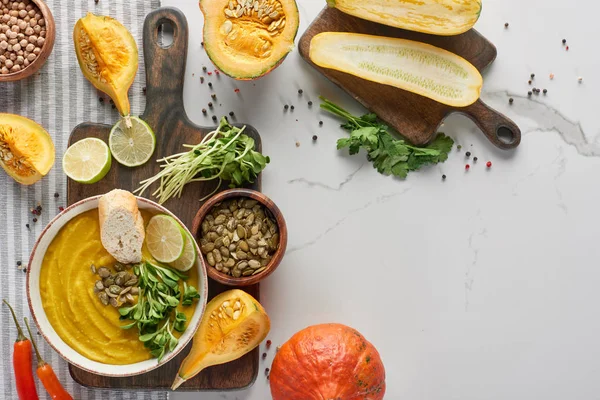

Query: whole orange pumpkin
(269, 323), (386, 400)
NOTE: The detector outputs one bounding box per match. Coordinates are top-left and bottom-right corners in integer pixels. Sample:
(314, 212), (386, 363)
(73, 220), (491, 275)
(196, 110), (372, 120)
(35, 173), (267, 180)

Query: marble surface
(163, 0), (600, 399)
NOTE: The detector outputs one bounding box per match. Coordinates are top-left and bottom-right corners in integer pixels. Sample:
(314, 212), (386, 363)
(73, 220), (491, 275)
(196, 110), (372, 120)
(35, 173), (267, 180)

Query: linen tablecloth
(0, 0), (169, 399)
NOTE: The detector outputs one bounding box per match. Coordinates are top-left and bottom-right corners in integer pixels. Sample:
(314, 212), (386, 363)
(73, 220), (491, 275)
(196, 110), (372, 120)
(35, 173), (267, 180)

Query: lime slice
(62, 138), (112, 184)
(146, 215), (185, 263)
(109, 116), (156, 167)
(170, 232), (197, 272)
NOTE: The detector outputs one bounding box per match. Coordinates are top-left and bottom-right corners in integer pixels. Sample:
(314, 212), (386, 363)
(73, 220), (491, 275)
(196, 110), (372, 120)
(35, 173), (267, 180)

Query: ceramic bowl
(191, 188), (287, 286)
(0, 0), (55, 82)
(26, 195), (208, 377)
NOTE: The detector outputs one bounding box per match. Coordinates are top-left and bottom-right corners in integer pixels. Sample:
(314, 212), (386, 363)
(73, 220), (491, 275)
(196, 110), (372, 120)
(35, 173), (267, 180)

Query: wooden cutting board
(67, 7), (260, 390)
(299, 7), (521, 150)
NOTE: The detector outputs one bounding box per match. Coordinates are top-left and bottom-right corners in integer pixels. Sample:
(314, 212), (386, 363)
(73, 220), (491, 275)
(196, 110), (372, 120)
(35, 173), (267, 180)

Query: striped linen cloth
(0, 0), (168, 399)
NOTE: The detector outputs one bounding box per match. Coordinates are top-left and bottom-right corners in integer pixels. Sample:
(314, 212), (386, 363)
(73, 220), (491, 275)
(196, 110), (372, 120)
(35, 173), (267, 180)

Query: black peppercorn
(99, 97), (104, 103)
(229, 111), (234, 117)
(284, 105), (289, 110)
(212, 115), (217, 122)
(308, 101), (313, 106)
(528, 91), (532, 97)
(531, 73), (535, 79)
(33, 218), (37, 222)
(201, 42), (204, 47)
(528, 80), (532, 85)
(211, 94), (217, 100)
(202, 108), (207, 114)
(473, 157), (478, 162)
(562, 39), (567, 44)
(457, 145), (462, 150)
(290, 105), (295, 110)
(54, 192), (59, 198)
(95, 0), (99, 3)
(208, 102), (213, 108)
(200, 77), (205, 84)
(466, 151), (471, 157)
(142, 86), (147, 95)
(442, 174), (446, 180)
(312, 135), (318, 141)
(509, 98), (514, 104)
(319, 121), (323, 126)
(26, 224), (30, 229)
(17, 261), (21, 266)
(208, 82), (213, 88)
(298, 89), (303, 95)
(543, 88), (547, 94)
(504, 22), (509, 28)
(202, 66), (207, 71)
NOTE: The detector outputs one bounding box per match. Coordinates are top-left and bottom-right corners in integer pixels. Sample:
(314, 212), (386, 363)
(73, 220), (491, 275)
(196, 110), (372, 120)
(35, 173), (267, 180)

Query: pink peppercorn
(465, 164), (470, 170)
(486, 161), (492, 168)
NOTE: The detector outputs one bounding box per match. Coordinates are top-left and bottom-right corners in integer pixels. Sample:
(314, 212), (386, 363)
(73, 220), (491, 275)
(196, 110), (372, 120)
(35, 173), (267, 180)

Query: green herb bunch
(118, 261), (201, 361)
(135, 117), (270, 204)
(320, 97), (454, 178)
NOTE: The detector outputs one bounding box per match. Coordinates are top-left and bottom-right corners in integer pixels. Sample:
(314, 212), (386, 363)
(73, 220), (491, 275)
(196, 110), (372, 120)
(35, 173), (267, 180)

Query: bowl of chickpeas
(0, 0), (54, 82)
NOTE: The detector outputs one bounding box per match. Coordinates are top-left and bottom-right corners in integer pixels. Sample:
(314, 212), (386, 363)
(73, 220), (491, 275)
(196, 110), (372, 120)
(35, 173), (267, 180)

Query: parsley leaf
(320, 97), (454, 178)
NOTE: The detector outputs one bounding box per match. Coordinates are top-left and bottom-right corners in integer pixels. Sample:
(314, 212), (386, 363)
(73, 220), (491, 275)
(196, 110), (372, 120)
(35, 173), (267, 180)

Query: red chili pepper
(3, 300), (39, 400)
(24, 318), (73, 400)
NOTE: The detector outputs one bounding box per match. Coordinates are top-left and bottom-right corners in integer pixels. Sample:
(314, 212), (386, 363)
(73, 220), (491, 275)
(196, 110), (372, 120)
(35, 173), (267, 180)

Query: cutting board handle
(462, 99), (521, 150)
(142, 7), (189, 118)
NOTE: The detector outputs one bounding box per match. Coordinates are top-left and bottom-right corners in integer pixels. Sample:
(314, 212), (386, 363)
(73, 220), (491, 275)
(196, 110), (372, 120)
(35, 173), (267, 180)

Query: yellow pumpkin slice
(73, 13), (138, 117)
(328, 0), (482, 36)
(172, 289), (270, 390)
(310, 32), (482, 107)
(200, 0), (300, 80)
(0, 114), (55, 185)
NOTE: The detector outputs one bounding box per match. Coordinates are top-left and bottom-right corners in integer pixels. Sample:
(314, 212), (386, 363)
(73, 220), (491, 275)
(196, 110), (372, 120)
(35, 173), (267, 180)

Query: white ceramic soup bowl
(26, 194), (208, 377)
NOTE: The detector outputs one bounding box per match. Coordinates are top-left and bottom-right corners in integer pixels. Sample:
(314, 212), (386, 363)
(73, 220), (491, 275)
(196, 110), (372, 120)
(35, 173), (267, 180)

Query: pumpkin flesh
(200, 0), (299, 80)
(270, 323), (386, 400)
(0, 114), (55, 185)
(73, 13), (138, 116)
(328, 0), (482, 36)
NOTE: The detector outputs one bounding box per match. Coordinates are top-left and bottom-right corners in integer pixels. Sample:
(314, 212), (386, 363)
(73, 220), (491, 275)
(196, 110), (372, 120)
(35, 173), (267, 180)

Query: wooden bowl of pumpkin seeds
(191, 188), (287, 286)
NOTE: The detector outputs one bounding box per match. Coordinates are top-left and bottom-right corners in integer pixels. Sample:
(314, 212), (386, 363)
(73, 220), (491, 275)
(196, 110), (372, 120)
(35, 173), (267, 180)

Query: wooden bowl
(191, 188), (288, 286)
(0, 0), (55, 82)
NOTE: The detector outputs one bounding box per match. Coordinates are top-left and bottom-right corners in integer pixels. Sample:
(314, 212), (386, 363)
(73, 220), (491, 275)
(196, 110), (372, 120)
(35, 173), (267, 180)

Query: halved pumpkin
(200, 0), (300, 80)
(172, 289), (270, 390)
(0, 114), (55, 185)
(328, 0), (482, 36)
(73, 13), (138, 117)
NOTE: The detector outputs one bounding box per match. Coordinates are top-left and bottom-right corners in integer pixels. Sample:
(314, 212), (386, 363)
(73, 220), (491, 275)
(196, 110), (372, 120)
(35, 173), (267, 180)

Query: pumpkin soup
(40, 209), (198, 365)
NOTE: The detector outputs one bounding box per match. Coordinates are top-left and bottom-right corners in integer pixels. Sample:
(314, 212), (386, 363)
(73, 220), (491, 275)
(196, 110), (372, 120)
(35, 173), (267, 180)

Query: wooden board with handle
(67, 7), (260, 390)
(299, 7), (521, 150)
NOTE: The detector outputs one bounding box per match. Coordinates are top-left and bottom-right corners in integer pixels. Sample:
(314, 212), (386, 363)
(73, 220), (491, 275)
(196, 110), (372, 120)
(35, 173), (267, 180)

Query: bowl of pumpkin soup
(26, 194), (208, 377)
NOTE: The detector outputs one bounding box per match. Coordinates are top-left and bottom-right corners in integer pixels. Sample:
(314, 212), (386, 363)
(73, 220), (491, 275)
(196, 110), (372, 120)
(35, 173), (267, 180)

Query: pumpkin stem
(171, 375), (186, 390)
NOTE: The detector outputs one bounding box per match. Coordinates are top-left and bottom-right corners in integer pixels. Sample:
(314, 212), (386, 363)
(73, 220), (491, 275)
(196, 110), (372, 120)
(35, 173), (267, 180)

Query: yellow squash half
(200, 0), (300, 80)
(310, 32), (482, 107)
(74, 13), (138, 117)
(172, 289), (270, 390)
(328, 0), (482, 36)
(0, 114), (55, 185)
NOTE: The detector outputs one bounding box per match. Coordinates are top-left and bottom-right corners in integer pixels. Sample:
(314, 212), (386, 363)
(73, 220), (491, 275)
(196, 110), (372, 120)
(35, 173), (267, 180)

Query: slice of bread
(98, 189), (145, 264)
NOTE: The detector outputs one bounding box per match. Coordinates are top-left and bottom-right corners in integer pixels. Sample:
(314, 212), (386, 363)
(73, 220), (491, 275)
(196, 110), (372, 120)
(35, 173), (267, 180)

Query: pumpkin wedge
(0, 114), (55, 185)
(310, 32), (482, 107)
(74, 13), (138, 118)
(328, 0), (482, 36)
(172, 289), (270, 390)
(200, 0), (300, 80)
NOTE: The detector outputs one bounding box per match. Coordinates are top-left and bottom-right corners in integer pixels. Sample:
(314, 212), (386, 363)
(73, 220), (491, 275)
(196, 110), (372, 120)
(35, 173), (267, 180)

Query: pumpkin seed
(207, 252), (216, 266)
(242, 269), (254, 276)
(248, 259), (261, 269)
(225, 258), (236, 268)
(95, 280), (104, 291)
(252, 267), (267, 275)
(201, 242), (215, 254)
(232, 269), (242, 278)
(130, 287), (140, 295)
(109, 285), (122, 295)
(125, 293), (135, 303)
(90, 264), (97, 274)
(114, 262), (125, 272)
(98, 292), (109, 305)
(236, 250), (248, 260)
(238, 240), (249, 252)
(103, 277), (115, 287)
(109, 297), (119, 308)
(98, 267), (110, 278)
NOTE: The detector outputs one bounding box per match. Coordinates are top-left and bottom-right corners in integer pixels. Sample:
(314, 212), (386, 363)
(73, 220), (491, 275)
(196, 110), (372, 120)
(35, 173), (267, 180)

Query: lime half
(109, 116), (156, 167)
(146, 214), (185, 263)
(62, 138), (111, 184)
(170, 232), (197, 272)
